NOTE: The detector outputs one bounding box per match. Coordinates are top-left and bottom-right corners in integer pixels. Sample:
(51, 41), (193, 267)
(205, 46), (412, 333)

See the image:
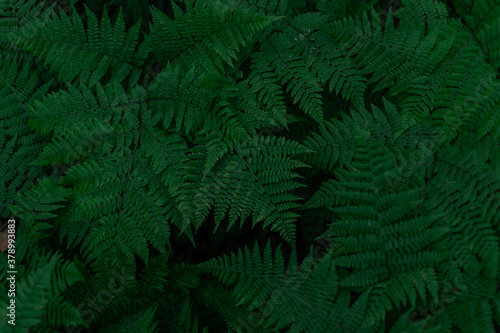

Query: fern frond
(251, 32), (324, 124)
(4, 5), (149, 88)
(209, 0), (288, 16)
(319, 4), (451, 96)
(199, 241), (358, 332)
(306, 127), (448, 328)
(457, 0), (500, 70)
(423, 139), (500, 279)
(98, 305), (158, 333)
(0, 55), (50, 218)
(147, 3), (281, 73)
(302, 99), (405, 173)
(176, 134), (309, 245)
(0, 253), (86, 332)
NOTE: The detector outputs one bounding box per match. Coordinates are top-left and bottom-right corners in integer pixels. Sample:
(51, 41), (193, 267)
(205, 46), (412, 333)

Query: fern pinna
(0, 0), (499, 332)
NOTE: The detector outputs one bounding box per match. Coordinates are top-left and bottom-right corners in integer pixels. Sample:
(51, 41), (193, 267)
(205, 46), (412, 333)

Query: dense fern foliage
(0, 0), (499, 331)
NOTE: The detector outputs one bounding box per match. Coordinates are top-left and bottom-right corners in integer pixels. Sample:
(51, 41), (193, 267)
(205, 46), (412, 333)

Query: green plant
(0, 0), (499, 332)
